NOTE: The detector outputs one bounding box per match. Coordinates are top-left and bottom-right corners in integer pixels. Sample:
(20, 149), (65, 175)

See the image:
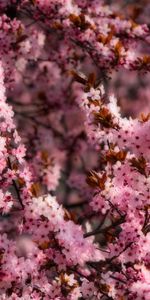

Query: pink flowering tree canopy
(0, 0), (150, 299)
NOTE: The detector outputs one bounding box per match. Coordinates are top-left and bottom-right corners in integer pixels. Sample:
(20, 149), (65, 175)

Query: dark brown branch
(7, 157), (24, 209)
(84, 214), (125, 238)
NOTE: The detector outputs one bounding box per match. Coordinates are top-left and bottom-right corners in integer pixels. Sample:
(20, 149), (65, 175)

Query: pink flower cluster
(0, 0), (149, 299)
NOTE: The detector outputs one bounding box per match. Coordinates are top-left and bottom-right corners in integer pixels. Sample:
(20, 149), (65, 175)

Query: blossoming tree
(0, 0), (150, 299)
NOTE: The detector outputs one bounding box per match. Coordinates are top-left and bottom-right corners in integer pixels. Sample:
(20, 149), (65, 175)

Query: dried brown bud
(30, 182), (41, 197)
(86, 171), (107, 189)
(139, 112), (150, 123)
(130, 156), (147, 176)
(94, 107), (119, 129)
